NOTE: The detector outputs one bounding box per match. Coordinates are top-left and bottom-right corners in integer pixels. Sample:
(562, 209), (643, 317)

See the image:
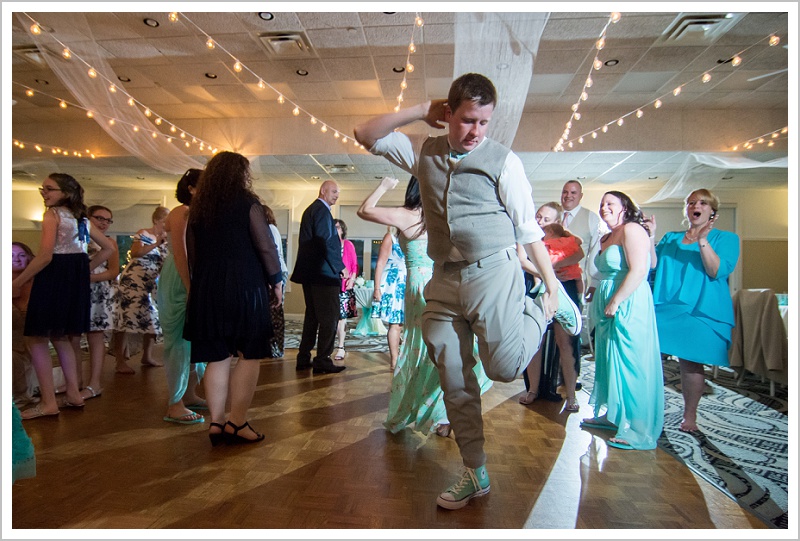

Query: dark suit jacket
(290, 199), (345, 286)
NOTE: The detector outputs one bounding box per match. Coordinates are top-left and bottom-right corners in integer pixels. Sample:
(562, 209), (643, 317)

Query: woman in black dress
(184, 152), (283, 445)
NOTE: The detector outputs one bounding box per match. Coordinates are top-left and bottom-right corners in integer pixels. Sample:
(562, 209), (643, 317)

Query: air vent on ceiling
(322, 164), (356, 174)
(656, 12), (745, 46)
(259, 32), (313, 58)
(13, 45), (49, 67)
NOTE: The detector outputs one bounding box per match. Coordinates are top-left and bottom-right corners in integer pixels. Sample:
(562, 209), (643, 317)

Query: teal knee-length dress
(384, 236), (492, 435)
(590, 244), (664, 450)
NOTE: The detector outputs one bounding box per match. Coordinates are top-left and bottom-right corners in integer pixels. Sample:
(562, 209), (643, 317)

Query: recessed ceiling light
(205, 73), (218, 79)
(577, 176), (587, 180)
(118, 75), (131, 83)
(143, 18), (160, 28)
(648, 176), (658, 180)
(604, 59), (619, 66)
(296, 69), (309, 76)
(497, 63), (510, 70)
(136, 176), (145, 180)
(258, 12), (275, 21)
(35, 79), (49, 85)
(383, 12), (396, 15)
(311, 176), (321, 180)
(721, 176), (734, 180)
(392, 66), (405, 73)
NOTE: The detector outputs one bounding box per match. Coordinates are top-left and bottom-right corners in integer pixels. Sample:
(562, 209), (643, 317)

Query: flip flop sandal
(21, 405), (60, 420)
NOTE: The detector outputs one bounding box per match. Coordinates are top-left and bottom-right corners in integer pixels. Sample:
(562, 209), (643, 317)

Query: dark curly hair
(604, 191), (650, 235)
(189, 152), (259, 225)
(48, 173), (87, 221)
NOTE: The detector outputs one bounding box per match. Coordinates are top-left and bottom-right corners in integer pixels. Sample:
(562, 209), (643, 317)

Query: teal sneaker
(537, 280), (582, 337)
(436, 465), (490, 510)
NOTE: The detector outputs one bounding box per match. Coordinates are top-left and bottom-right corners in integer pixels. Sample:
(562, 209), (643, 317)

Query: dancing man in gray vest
(355, 73), (581, 510)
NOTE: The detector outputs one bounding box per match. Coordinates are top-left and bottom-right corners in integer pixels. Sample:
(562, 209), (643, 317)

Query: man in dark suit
(291, 180), (348, 374)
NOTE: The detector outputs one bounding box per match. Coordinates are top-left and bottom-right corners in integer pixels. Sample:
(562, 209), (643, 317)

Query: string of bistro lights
(394, 14), (425, 112)
(20, 13), (225, 156)
(553, 11), (621, 151)
(174, 12), (424, 149)
(13, 137), (96, 159)
(554, 15), (786, 152)
(730, 126), (788, 151)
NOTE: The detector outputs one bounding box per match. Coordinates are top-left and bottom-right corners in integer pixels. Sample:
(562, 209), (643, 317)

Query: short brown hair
(448, 73), (497, 115)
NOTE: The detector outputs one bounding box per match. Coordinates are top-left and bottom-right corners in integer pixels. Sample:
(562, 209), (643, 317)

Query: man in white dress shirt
(560, 180), (607, 301)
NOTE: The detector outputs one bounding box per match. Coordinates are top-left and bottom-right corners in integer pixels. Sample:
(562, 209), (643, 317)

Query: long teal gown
(384, 236), (492, 436)
(12, 401), (36, 482)
(157, 253), (205, 406)
(590, 244), (664, 450)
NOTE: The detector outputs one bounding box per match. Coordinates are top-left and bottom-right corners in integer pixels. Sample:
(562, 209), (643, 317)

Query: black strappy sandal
(223, 420), (265, 445)
(208, 422), (226, 447)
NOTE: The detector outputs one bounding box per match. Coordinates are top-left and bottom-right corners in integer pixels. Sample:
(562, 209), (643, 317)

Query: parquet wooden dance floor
(11, 346), (768, 531)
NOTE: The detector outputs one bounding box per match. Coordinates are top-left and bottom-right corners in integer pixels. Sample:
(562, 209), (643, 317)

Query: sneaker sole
(554, 281), (582, 337)
(436, 486), (490, 510)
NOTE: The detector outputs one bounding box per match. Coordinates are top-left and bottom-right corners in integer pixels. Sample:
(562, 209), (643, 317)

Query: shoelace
(448, 468), (480, 494)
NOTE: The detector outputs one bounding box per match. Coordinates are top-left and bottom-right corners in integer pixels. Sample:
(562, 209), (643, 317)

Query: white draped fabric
(453, 12), (549, 148)
(646, 153), (789, 203)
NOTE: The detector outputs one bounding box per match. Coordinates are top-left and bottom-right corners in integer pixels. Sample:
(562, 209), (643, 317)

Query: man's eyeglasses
(38, 186), (62, 194)
(91, 215), (114, 225)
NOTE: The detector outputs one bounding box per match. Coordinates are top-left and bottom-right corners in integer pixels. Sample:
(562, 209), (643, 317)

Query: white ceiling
(8, 7), (791, 199)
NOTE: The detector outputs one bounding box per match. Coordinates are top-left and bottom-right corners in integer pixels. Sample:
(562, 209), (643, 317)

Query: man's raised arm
(354, 100), (447, 148)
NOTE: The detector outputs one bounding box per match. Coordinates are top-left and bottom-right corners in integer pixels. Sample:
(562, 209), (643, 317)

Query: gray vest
(417, 136), (517, 263)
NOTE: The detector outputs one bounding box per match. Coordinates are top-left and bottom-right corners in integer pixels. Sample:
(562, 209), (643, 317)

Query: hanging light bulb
(415, 16), (424, 27)
(59, 100), (67, 109)
(199, 143), (205, 150)
(88, 68), (97, 78)
(132, 125), (139, 132)
(702, 73), (712, 83)
(617, 118), (624, 126)
(394, 104), (401, 112)
(397, 94), (404, 103)
(636, 109), (643, 118)
(354, 139), (360, 147)
(127, 97), (135, 106)
(593, 58), (602, 70)
(602, 125), (608, 133)
(334, 131), (340, 139)
(155, 117), (162, 125)
(767, 140), (775, 147)
(109, 84), (117, 93)
(731, 145), (739, 151)
(292, 106), (300, 116)
(757, 137), (765, 144)
(731, 56), (742, 67)
(151, 132), (158, 138)
(406, 63), (415, 73)
(781, 127), (788, 134)
(321, 125), (328, 133)
(233, 61), (243, 72)
(591, 131), (598, 139)
(568, 141), (574, 148)
(578, 137), (584, 144)
(62, 48), (71, 59)
(409, 41), (416, 53)
(35, 145), (42, 152)
(180, 131), (186, 139)
(610, 12), (621, 23)
(769, 35), (780, 46)
(573, 112), (581, 120)
(170, 125), (177, 133)
(144, 108), (151, 117)
(654, 99), (662, 109)
(772, 132), (779, 138)
(566, 121), (573, 129)
(257, 79), (265, 89)
(185, 141), (190, 148)
(596, 37), (605, 50)
(108, 119), (115, 125)
(166, 137), (172, 143)
(30, 24), (41, 35)
(585, 76), (593, 88)
(400, 79), (408, 90)
(277, 95), (285, 104)
(86, 111), (94, 118)
(25, 89), (34, 97)
(673, 86), (682, 96)
(206, 38), (215, 49)
(580, 91), (588, 101)
(342, 136), (348, 144)
(168, 12), (179, 22)
(310, 117), (317, 125)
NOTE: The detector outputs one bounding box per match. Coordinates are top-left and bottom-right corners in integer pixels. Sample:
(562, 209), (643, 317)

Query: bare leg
(140, 333), (163, 366)
(181, 368), (204, 405)
(554, 325), (577, 404)
(225, 358), (263, 441)
(519, 349), (542, 404)
(334, 319), (347, 361)
(51, 336), (84, 406)
(387, 323), (401, 369)
(679, 359), (705, 432)
(71, 337), (84, 390)
(83, 331), (106, 398)
(203, 357), (232, 436)
(114, 332), (135, 374)
(23, 337), (60, 416)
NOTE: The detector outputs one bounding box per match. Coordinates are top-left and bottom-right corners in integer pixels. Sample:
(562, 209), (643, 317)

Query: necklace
(684, 230), (699, 242)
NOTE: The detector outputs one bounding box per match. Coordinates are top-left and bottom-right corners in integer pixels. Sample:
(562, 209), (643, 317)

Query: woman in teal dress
(581, 191), (664, 450)
(157, 169), (206, 424)
(650, 188), (740, 433)
(358, 176), (491, 437)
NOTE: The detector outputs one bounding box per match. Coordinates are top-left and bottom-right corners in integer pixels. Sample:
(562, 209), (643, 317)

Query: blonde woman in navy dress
(650, 188), (740, 433)
(12, 173), (115, 419)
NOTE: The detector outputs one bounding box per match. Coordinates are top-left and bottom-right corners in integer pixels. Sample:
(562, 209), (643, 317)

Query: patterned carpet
(579, 354), (789, 529)
(284, 319), (788, 529)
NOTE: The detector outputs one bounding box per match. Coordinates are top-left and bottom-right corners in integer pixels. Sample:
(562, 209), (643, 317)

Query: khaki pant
(422, 247), (546, 468)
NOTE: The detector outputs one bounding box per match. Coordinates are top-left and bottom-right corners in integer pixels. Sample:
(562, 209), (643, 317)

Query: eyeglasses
(38, 186), (62, 194)
(91, 215), (113, 224)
